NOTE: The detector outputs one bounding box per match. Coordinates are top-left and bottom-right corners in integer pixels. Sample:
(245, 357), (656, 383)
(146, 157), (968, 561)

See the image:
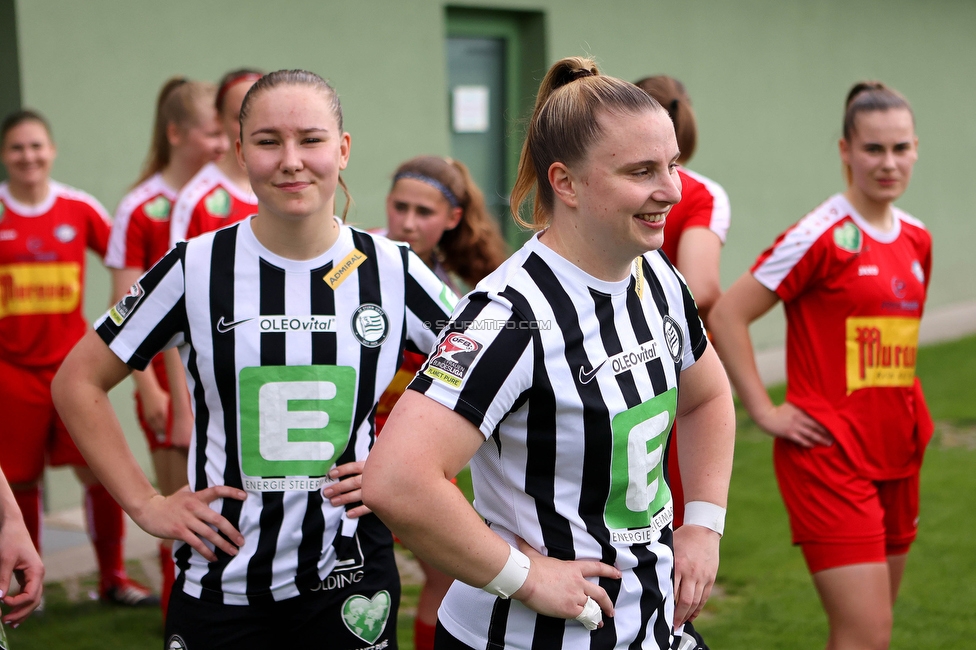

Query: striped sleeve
(95, 244), (187, 370)
(402, 247), (458, 355)
(409, 292), (534, 438)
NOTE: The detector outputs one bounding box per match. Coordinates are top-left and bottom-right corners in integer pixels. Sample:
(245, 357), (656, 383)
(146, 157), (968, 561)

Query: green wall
(12, 1), (976, 509)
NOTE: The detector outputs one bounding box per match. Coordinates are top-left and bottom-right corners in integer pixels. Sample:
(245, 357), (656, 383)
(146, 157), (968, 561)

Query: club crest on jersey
(341, 591), (391, 645)
(833, 221), (862, 253)
(143, 195), (171, 220)
(352, 304), (389, 347)
(911, 260), (925, 284)
(204, 187), (231, 217)
(54, 224), (77, 243)
(891, 277), (907, 299)
(424, 333), (481, 388)
(166, 635), (188, 650)
(108, 282), (145, 326)
(662, 316), (683, 364)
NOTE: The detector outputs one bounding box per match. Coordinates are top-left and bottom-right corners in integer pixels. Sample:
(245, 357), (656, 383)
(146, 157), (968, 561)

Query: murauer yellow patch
(0, 263), (81, 318)
(845, 316), (919, 393)
(324, 249), (367, 290)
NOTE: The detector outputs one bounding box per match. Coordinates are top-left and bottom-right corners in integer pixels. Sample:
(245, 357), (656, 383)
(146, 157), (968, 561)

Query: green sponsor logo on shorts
(605, 388), (676, 532)
(341, 591), (391, 644)
(204, 187), (231, 217)
(239, 365), (355, 479)
(143, 195), (171, 220)
(0, 202), (5, 222)
(833, 221), (862, 253)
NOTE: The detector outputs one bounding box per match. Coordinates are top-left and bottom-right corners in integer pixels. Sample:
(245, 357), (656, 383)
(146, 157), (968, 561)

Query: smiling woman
(362, 56), (735, 650)
(52, 69), (459, 650)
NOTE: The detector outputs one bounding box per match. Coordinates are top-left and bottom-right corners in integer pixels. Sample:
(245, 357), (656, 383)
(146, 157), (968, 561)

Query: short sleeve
(86, 199), (112, 258)
(408, 292), (534, 439)
(96, 244), (187, 370)
(751, 222), (830, 303)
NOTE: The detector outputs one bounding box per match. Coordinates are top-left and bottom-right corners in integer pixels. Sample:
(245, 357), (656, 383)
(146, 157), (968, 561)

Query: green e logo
(605, 389), (676, 531)
(240, 365), (356, 478)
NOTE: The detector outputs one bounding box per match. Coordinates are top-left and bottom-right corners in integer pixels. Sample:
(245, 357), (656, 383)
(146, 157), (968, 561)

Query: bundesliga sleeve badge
(109, 282), (145, 326)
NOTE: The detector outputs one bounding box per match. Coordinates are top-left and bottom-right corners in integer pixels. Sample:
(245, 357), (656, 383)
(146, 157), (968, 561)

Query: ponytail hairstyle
(511, 56), (662, 229)
(1, 109), (52, 146)
(843, 81), (914, 141)
(634, 75), (697, 164)
(135, 77), (218, 186)
(392, 155), (508, 286)
(238, 69), (352, 221)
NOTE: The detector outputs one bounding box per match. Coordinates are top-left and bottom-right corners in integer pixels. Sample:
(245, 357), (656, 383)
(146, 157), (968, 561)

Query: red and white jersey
(105, 173), (177, 271)
(169, 162), (256, 247)
(661, 167), (730, 264)
(752, 193), (932, 479)
(0, 181), (111, 366)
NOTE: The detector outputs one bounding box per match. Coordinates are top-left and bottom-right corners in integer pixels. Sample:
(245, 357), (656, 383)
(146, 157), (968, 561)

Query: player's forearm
(709, 291), (774, 422)
(0, 471), (23, 529)
(675, 352), (735, 507)
(52, 336), (159, 517)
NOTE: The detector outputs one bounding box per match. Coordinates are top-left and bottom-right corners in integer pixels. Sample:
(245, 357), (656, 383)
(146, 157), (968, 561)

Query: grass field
(4, 336), (974, 649)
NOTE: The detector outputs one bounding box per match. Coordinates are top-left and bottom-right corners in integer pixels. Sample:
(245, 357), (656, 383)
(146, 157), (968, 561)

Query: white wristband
(683, 501), (726, 537)
(482, 546), (531, 599)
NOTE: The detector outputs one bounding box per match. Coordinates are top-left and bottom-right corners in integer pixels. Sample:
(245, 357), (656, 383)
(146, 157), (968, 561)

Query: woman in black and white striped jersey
(53, 69), (455, 649)
(364, 57), (735, 650)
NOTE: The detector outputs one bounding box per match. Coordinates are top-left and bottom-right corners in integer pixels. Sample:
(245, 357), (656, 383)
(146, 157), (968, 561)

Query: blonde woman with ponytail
(104, 76), (226, 615)
(364, 57), (734, 650)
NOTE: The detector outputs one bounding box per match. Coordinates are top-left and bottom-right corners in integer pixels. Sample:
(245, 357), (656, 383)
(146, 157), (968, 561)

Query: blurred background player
(710, 82), (930, 650)
(0, 109), (156, 606)
(374, 154), (507, 650)
(103, 77), (227, 618)
(634, 77), (730, 650)
(168, 68), (261, 247)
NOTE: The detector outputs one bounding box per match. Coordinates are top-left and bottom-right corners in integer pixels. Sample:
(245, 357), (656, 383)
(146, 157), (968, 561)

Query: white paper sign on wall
(452, 85), (490, 133)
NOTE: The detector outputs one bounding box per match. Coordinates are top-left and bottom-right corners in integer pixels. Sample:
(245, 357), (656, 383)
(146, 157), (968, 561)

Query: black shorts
(165, 514), (400, 650)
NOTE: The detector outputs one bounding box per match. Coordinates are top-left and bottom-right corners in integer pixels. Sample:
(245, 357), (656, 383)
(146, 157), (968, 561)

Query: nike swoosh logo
(216, 316), (253, 334)
(578, 360), (607, 385)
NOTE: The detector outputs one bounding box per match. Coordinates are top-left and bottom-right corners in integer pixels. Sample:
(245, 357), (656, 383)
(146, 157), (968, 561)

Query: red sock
(12, 486), (42, 552)
(84, 483), (126, 592)
(159, 542), (175, 620)
(414, 618), (436, 650)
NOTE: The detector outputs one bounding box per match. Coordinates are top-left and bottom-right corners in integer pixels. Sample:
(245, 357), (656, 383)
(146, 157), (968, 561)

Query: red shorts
(774, 438), (919, 573)
(136, 353), (178, 452)
(0, 356), (86, 484)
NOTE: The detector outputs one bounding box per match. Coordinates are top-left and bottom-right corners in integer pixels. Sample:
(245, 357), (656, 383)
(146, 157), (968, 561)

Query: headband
(393, 172), (460, 209)
(216, 72), (263, 109)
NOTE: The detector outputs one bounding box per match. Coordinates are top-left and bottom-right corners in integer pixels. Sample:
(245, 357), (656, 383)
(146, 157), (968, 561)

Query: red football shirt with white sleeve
(661, 167), (730, 264)
(752, 193), (932, 479)
(105, 173), (177, 272)
(169, 162), (256, 247)
(0, 181), (111, 366)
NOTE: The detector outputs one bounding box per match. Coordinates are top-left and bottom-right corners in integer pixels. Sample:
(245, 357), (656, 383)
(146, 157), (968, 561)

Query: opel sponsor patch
(109, 282), (145, 325)
(424, 332), (482, 388)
